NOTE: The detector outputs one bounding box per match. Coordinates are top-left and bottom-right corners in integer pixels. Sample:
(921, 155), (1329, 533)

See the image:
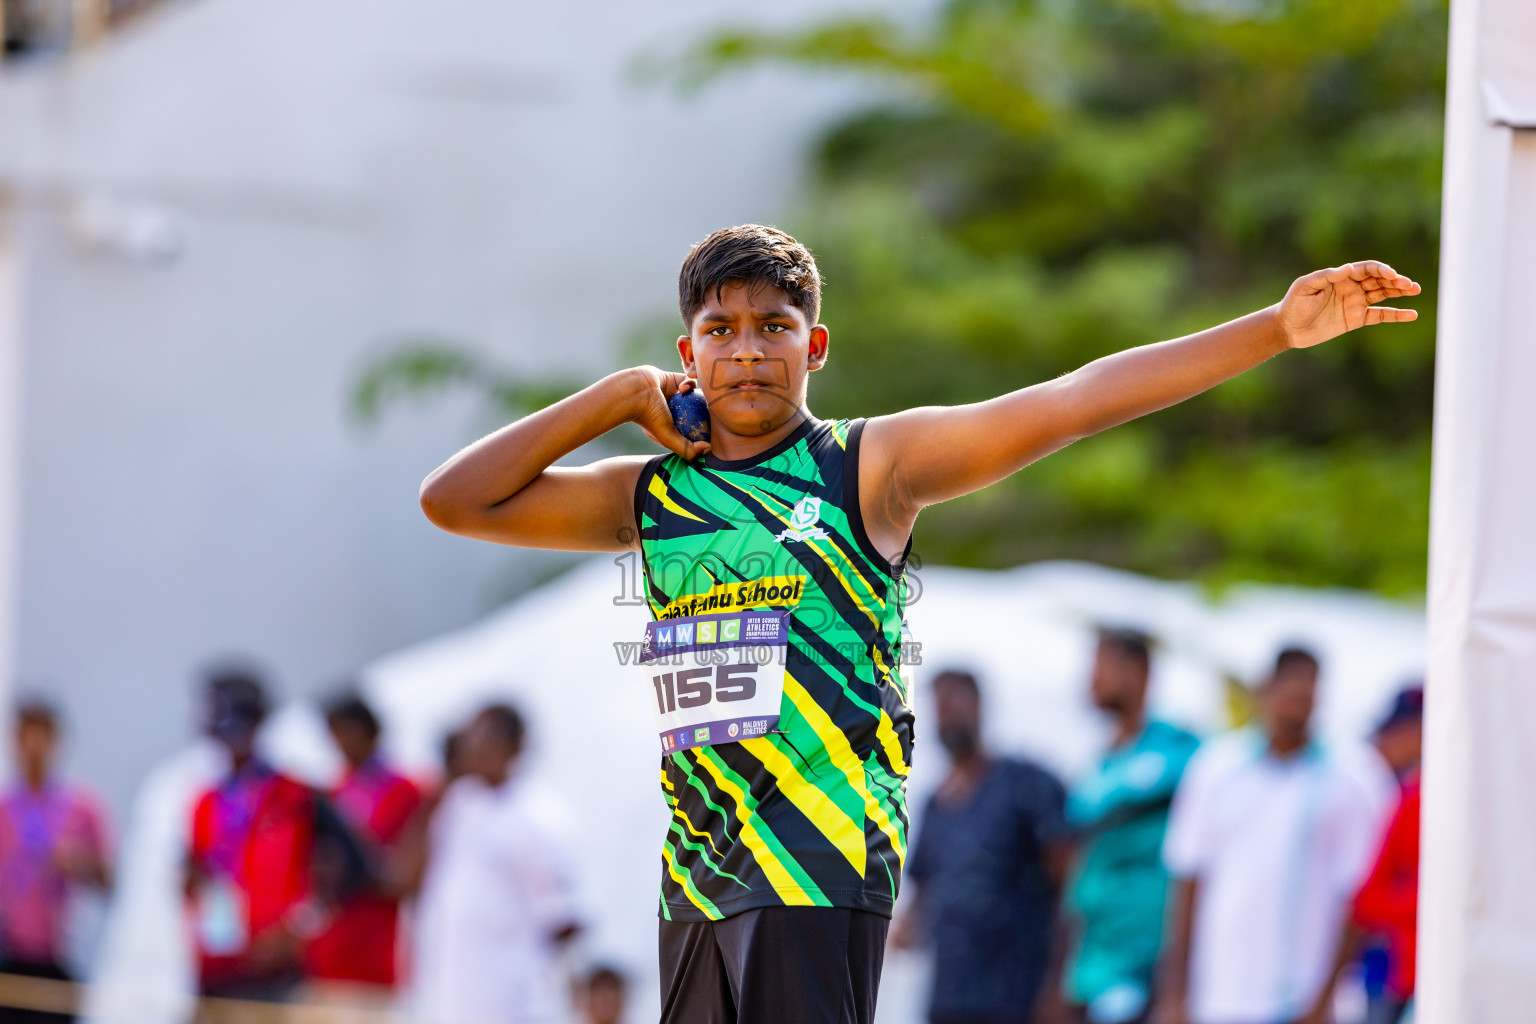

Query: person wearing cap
(184, 668), (368, 1006)
(1371, 685), (1423, 783)
(1347, 772), (1420, 1024)
(0, 698), (112, 1024)
(303, 692), (423, 991)
(1306, 684), (1424, 1024)
(1061, 629), (1200, 1024)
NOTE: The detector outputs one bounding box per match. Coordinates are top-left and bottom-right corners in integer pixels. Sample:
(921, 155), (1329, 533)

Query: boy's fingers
(660, 372), (696, 398)
(646, 418), (707, 461)
(1366, 307), (1418, 324)
(1323, 261), (1403, 285)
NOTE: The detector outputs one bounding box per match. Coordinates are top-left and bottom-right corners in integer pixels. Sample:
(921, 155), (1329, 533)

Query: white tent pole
(0, 203), (21, 768)
(1421, 1), (1536, 1022)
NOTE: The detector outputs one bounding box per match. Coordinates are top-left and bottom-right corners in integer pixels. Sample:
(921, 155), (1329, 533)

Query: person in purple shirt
(0, 698), (112, 1024)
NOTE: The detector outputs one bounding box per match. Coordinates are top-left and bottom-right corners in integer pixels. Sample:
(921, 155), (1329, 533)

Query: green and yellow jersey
(634, 416), (915, 921)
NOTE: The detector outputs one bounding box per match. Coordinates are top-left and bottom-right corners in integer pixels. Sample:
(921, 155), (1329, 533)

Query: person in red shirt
(185, 669), (367, 1003)
(303, 693), (422, 990)
(1303, 686), (1422, 1024)
(1351, 776), (1419, 1024)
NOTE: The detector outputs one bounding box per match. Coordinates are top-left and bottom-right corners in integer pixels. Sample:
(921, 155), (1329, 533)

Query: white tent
(1423, 1), (1536, 1021)
(91, 557), (1424, 1024)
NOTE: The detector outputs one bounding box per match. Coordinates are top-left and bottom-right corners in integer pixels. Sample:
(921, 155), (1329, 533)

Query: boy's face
(1260, 665), (1317, 739)
(15, 720), (56, 779)
(1089, 642), (1147, 714)
(327, 718), (376, 769)
(677, 281), (828, 439)
(461, 712), (518, 785)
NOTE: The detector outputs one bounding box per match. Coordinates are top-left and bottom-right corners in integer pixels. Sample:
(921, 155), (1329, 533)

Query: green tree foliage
(352, 338), (580, 426)
(674, 0), (1445, 593)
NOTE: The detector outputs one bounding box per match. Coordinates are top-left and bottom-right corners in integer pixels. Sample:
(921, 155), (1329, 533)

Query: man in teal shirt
(1062, 628), (1200, 1024)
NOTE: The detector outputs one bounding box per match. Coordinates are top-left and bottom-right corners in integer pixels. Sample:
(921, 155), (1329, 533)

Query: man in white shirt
(1155, 648), (1394, 1024)
(412, 704), (582, 1024)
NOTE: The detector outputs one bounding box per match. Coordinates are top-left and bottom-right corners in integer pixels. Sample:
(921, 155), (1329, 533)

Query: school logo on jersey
(775, 497), (830, 543)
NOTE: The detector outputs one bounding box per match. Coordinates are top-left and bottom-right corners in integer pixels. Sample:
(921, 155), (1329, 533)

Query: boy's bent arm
(862, 262), (1419, 533)
(419, 367), (709, 551)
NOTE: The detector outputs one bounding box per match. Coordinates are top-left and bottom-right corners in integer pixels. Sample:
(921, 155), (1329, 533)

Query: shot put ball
(668, 389), (712, 443)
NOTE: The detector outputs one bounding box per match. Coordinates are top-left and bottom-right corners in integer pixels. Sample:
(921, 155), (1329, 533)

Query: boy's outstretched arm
(859, 261), (1420, 554)
(419, 367), (710, 550)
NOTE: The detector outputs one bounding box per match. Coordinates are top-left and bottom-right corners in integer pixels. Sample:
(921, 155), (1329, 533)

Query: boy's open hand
(1276, 261), (1421, 349)
(628, 365), (712, 461)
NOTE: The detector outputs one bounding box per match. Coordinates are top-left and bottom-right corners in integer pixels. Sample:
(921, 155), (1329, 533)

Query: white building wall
(0, 0), (916, 809)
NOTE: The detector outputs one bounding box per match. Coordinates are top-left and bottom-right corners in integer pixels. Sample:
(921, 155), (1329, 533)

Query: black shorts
(659, 906), (889, 1024)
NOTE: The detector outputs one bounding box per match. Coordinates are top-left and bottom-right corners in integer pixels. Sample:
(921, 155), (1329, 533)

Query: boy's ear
(677, 335), (698, 377)
(807, 324), (830, 372)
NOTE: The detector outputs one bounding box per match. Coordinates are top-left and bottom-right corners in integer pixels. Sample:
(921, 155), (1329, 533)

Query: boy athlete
(420, 225), (1419, 1023)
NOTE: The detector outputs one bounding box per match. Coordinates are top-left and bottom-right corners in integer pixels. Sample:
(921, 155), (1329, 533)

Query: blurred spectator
(303, 692), (423, 990)
(578, 965), (627, 1024)
(412, 703), (581, 1024)
(1371, 685), (1423, 782)
(895, 670), (1071, 1024)
(0, 0), (73, 56)
(1063, 630), (1199, 1024)
(1347, 776), (1420, 1024)
(439, 727), (469, 785)
(391, 727), (467, 904)
(184, 668), (368, 1005)
(0, 698), (112, 1024)
(1313, 685), (1425, 1024)
(1156, 648), (1394, 1024)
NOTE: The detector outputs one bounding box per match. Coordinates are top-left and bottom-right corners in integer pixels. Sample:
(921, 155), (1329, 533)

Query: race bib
(197, 874), (249, 955)
(640, 609), (788, 753)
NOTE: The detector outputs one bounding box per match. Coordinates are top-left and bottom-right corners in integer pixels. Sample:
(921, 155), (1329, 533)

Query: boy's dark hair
(324, 691), (381, 740)
(1096, 626), (1152, 669)
(476, 702), (526, 751)
(932, 669), (980, 698)
(586, 964), (626, 990)
(15, 696), (59, 732)
(1273, 645), (1321, 678)
(204, 664), (271, 730)
(678, 224), (822, 329)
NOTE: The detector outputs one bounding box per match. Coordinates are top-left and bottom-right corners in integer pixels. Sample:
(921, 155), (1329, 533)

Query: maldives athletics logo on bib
(775, 497), (830, 543)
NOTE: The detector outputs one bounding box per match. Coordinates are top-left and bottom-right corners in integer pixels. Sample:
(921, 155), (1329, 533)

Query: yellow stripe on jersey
(783, 673), (906, 865)
(740, 736), (866, 877)
(648, 474), (706, 523)
(655, 575), (806, 621)
(877, 709), (910, 777)
(676, 808), (727, 861)
(661, 843), (718, 917)
(693, 752), (817, 905)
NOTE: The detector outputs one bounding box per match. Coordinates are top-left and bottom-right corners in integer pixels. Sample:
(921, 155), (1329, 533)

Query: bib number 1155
(652, 663), (758, 714)
(639, 609), (788, 753)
